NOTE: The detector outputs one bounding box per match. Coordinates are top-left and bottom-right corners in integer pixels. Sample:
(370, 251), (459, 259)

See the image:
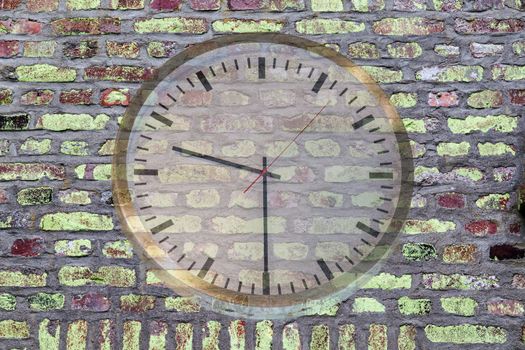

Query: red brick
(0, 41), (19, 57)
(490, 244), (525, 260)
(100, 88), (130, 107)
(60, 89), (93, 105)
(428, 91), (459, 107)
(487, 298), (524, 316)
(509, 89), (525, 105)
(150, 0), (181, 10)
(63, 40), (98, 59)
(21, 90), (54, 106)
(0, 19), (42, 34)
(27, 0), (58, 11)
(465, 220), (498, 236)
(0, 0), (21, 9)
(84, 66), (156, 82)
(455, 18), (525, 34)
(437, 193), (465, 208)
(11, 238), (43, 257)
(51, 18), (120, 35)
(190, 0), (220, 9)
(228, 0), (263, 9)
(72, 292), (111, 311)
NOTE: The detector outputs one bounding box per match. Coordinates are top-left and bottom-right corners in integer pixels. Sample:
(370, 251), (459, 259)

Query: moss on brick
(54, 239), (92, 257)
(28, 293), (64, 311)
(36, 113), (110, 131)
(441, 297), (478, 316)
(165, 296), (201, 312)
(0, 320), (29, 339)
(425, 324), (506, 344)
(20, 138), (51, 155)
(135, 17), (207, 33)
(390, 93), (417, 108)
(60, 141), (89, 156)
(398, 296), (431, 315)
(0, 293), (16, 311)
(213, 19), (284, 33)
(296, 19), (364, 34)
(362, 273), (411, 290)
(38, 319), (60, 350)
(0, 270), (46, 287)
(40, 212), (113, 231)
(352, 297), (385, 313)
(58, 266), (135, 287)
(16, 64), (76, 82)
(17, 186), (52, 205)
(402, 243), (437, 261)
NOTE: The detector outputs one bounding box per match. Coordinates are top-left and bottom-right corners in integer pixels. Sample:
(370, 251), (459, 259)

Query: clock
(112, 34), (413, 319)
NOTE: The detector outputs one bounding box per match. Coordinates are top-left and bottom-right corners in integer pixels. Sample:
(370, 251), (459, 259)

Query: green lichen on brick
(476, 193), (510, 210)
(387, 42), (422, 58)
(102, 240), (133, 258)
(176, 323), (193, 350)
(423, 273), (499, 290)
(398, 325), (416, 350)
(478, 142), (515, 156)
(36, 113), (110, 131)
(368, 324), (387, 350)
(0, 270), (46, 287)
(229, 320), (246, 350)
(75, 163), (112, 180)
(98, 140), (115, 155)
(202, 320), (221, 350)
(437, 142), (470, 157)
(416, 65), (483, 82)
(39, 319), (60, 350)
(148, 321), (167, 350)
(17, 186), (52, 205)
(134, 17), (207, 33)
(110, 0), (143, 9)
(165, 296), (201, 312)
(0, 89), (13, 105)
(402, 243), (437, 261)
(20, 138), (51, 155)
(467, 90), (503, 108)
(0, 320), (29, 339)
(55, 239), (92, 257)
(310, 325), (329, 350)
(390, 93), (417, 108)
(433, 0), (461, 10)
(492, 65), (525, 80)
(67, 0), (100, 9)
(0, 294), (16, 311)
(16, 64), (76, 82)
(453, 167), (483, 181)
(296, 19), (364, 34)
(311, 0), (343, 11)
(398, 296), (431, 315)
(122, 321), (141, 349)
(441, 297), (478, 316)
(434, 44), (459, 57)
(373, 17), (444, 35)
(28, 293), (64, 311)
(362, 273), (411, 290)
(255, 320), (273, 350)
(361, 66), (403, 83)
(282, 323), (301, 350)
(40, 212), (113, 231)
(512, 41), (525, 55)
(58, 266), (135, 287)
(120, 294), (155, 312)
(66, 320), (87, 350)
(24, 41), (56, 58)
(448, 114), (518, 134)
(348, 42), (379, 59)
(403, 119), (426, 133)
(352, 297), (385, 313)
(351, 0), (384, 11)
(60, 141), (89, 156)
(402, 219), (456, 234)
(59, 190), (91, 205)
(425, 324), (506, 344)
(337, 324), (355, 350)
(213, 19), (284, 33)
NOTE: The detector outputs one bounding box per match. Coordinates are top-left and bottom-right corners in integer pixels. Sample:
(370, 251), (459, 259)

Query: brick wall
(0, 0), (524, 348)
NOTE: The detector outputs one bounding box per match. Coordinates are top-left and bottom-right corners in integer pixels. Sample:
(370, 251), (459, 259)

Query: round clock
(113, 34), (413, 319)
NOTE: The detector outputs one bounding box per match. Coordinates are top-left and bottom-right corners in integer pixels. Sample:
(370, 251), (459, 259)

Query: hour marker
(370, 172), (393, 179)
(134, 158), (147, 162)
(258, 57), (265, 79)
(234, 59), (239, 70)
(145, 216), (156, 222)
(135, 182), (147, 186)
(209, 66), (216, 76)
(374, 138), (385, 143)
(137, 146), (148, 151)
(377, 208), (388, 214)
(251, 283), (255, 294)
(329, 80), (337, 89)
(380, 162), (392, 166)
(187, 262), (196, 270)
(381, 185), (393, 189)
(177, 254), (185, 263)
(361, 238), (371, 246)
(224, 278), (230, 289)
(237, 281), (242, 292)
(354, 247), (363, 256)
(335, 262), (343, 272)
(221, 62), (227, 72)
(290, 282), (295, 293)
(150, 219), (173, 235)
(339, 87), (348, 96)
(168, 245), (177, 253)
(176, 85), (185, 94)
(197, 257), (215, 279)
(380, 197), (392, 201)
(167, 93), (176, 102)
(150, 111), (173, 127)
(145, 123), (156, 130)
(159, 236), (168, 244)
(314, 274), (321, 285)
(302, 279), (308, 290)
(312, 72), (327, 93)
(272, 58), (276, 68)
(247, 57), (251, 68)
(345, 256), (354, 264)
(356, 221), (379, 238)
(285, 60), (289, 70)
(262, 271), (270, 295)
(348, 95), (358, 105)
(196, 71), (212, 91)
(159, 103), (168, 110)
(140, 134), (152, 140)
(211, 273), (218, 284)
(352, 115), (374, 129)
(136, 194), (148, 198)
(308, 67), (314, 78)
(356, 106), (366, 113)
(277, 283), (282, 295)
(317, 259), (334, 280)
(186, 78), (194, 87)
(296, 63), (302, 74)
(378, 150), (389, 154)
(134, 169), (158, 176)
(369, 127), (380, 133)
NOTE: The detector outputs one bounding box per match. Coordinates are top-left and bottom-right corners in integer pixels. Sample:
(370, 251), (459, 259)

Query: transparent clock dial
(114, 35), (412, 318)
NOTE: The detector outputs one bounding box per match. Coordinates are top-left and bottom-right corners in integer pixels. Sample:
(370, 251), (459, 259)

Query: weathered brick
(428, 91), (459, 107)
(436, 142), (469, 157)
(103, 240), (133, 258)
(443, 244), (477, 263)
(229, 320), (246, 349)
(63, 40), (98, 59)
(402, 219), (455, 234)
(470, 42), (504, 58)
(36, 113), (110, 131)
(110, 0), (144, 9)
(55, 239), (92, 256)
(51, 17), (120, 35)
(23, 41), (56, 57)
(398, 297), (431, 315)
(425, 324), (506, 344)
(60, 141), (90, 156)
(373, 17), (445, 35)
(106, 41), (139, 58)
(66, 320), (87, 349)
(190, 0), (220, 9)
(41, 212), (113, 231)
(0, 113), (29, 130)
(175, 323), (193, 349)
(434, 44), (459, 57)
(11, 238), (43, 257)
(16, 64), (76, 82)
(402, 243), (437, 261)
(60, 89), (93, 105)
(310, 324), (329, 350)
(476, 193), (510, 210)
(100, 88), (130, 106)
(151, 0), (181, 9)
(27, 0), (58, 11)
(296, 19), (364, 34)
(362, 66), (403, 83)
(149, 320), (168, 349)
(433, 0), (461, 10)
(85, 65), (155, 82)
(28, 293), (64, 311)
(120, 294), (155, 312)
(0, 19), (42, 34)
(67, 0), (100, 9)
(441, 297), (478, 316)
(311, 0), (343, 11)
(490, 244), (524, 260)
(487, 298), (524, 316)
(21, 90), (53, 105)
(393, 0), (426, 10)
(0, 0), (21, 9)
(465, 220), (498, 236)
(58, 266), (135, 287)
(0, 294), (16, 311)
(368, 324), (387, 350)
(422, 273), (499, 290)
(0, 269), (46, 287)
(467, 90), (503, 108)
(17, 186), (52, 205)
(71, 292), (110, 311)
(492, 64), (525, 80)
(455, 18), (525, 34)
(351, 0), (384, 11)
(147, 41), (178, 58)
(352, 297), (385, 313)
(75, 164), (111, 180)
(509, 89), (525, 105)
(0, 163), (65, 181)
(348, 42), (379, 59)
(387, 42), (422, 58)
(135, 17), (207, 33)
(0, 41), (19, 57)
(416, 65), (483, 82)
(362, 273), (411, 290)
(448, 115), (517, 134)
(398, 325), (416, 350)
(478, 142), (515, 156)
(0, 320), (29, 339)
(213, 19), (284, 33)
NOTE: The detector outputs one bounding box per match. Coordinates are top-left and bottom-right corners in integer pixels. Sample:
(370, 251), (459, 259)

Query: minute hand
(172, 146), (281, 179)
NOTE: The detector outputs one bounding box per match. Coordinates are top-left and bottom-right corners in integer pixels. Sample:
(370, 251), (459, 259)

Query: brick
(229, 320), (246, 349)
(416, 65), (483, 82)
(151, 0), (181, 9)
(72, 292), (110, 311)
(0, 113), (29, 130)
(0, 0), (20, 9)
(120, 294), (155, 312)
(21, 90), (53, 105)
(40, 212), (113, 231)
(436, 193), (465, 208)
(165, 296), (200, 312)
(0, 89), (12, 105)
(0, 270), (46, 287)
(213, 19), (284, 33)
(373, 17), (444, 35)
(176, 323), (193, 349)
(283, 323), (301, 350)
(393, 0), (426, 10)
(425, 325), (506, 344)
(63, 40), (98, 58)
(67, 0), (100, 9)
(433, 0), (461, 11)
(36, 113), (110, 131)
(368, 324), (387, 350)
(348, 42), (379, 59)
(228, 0), (264, 10)
(441, 296), (478, 316)
(106, 41), (139, 58)
(0, 294), (16, 311)
(362, 66), (403, 83)
(428, 91), (459, 107)
(443, 244), (477, 263)
(402, 219), (455, 234)
(436, 142), (469, 157)
(0, 41), (19, 57)
(492, 64), (525, 80)
(493, 167), (514, 182)
(490, 244), (525, 260)
(351, 0), (384, 11)
(448, 115), (517, 134)
(85, 65), (155, 82)
(51, 18), (120, 35)
(66, 320), (87, 350)
(147, 41), (178, 58)
(190, 0), (220, 9)
(434, 44), (459, 57)
(0, 163), (65, 181)
(398, 297), (431, 315)
(455, 18), (525, 34)
(27, 0), (58, 11)
(99, 320), (115, 349)
(11, 238), (43, 257)
(398, 325), (416, 350)
(470, 42), (504, 58)
(16, 64), (76, 82)
(58, 266), (135, 287)
(422, 273), (499, 290)
(55, 239), (92, 256)
(390, 92), (417, 108)
(255, 320), (273, 350)
(100, 88), (130, 106)
(23, 41), (56, 57)
(467, 90), (502, 108)
(509, 89), (525, 105)
(310, 325), (329, 350)
(0, 320), (29, 339)
(402, 243), (437, 261)
(60, 89), (93, 105)
(135, 17), (207, 33)
(60, 141), (90, 156)
(362, 273), (411, 290)
(20, 138), (51, 155)
(149, 321), (168, 349)
(478, 142), (515, 156)
(513, 40), (525, 55)
(39, 319), (60, 350)
(110, 0), (144, 9)
(0, 19), (42, 34)
(387, 42), (422, 58)
(28, 293), (64, 311)
(476, 193), (510, 210)
(296, 19), (364, 34)
(102, 240), (133, 258)
(352, 297), (385, 313)
(487, 298), (524, 316)
(465, 220), (498, 236)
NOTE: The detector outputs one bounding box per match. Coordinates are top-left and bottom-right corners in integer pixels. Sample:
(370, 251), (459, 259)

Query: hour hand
(172, 146), (281, 179)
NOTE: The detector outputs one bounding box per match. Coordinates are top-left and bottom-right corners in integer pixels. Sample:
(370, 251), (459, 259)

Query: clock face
(113, 34), (412, 319)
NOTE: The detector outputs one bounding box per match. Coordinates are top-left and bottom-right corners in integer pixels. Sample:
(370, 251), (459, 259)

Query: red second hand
(243, 101), (330, 193)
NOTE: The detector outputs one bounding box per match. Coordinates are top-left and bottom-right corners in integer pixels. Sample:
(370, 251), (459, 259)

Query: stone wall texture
(0, 0), (524, 348)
